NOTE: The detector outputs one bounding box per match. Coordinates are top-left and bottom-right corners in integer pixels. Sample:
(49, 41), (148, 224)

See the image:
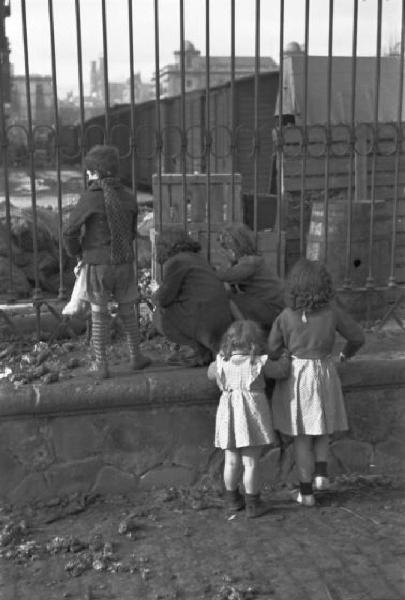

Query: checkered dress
(214, 354), (276, 450)
(271, 356), (348, 436)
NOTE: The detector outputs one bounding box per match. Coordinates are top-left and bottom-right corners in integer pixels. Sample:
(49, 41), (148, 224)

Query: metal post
(205, 0), (212, 259)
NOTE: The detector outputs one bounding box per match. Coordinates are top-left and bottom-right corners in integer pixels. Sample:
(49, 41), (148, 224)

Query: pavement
(0, 472), (404, 600)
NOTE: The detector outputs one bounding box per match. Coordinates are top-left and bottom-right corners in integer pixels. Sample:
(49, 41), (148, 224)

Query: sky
(4, 0), (403, 98)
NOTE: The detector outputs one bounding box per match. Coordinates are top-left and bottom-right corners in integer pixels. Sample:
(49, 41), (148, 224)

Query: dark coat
(63, 182), (138, 265)
(216, 255), (285, 329)
(154, 251), (233, 352)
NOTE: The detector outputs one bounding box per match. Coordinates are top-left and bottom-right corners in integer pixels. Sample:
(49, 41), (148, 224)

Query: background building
(159, 40), (278, 97)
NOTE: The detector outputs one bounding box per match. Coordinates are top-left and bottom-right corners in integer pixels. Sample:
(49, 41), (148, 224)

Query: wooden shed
(275, 54), (405, 286)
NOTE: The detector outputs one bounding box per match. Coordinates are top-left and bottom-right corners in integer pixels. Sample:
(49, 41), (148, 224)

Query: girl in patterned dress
(208, 320), (290, 518)
(268, 258), (365, 507)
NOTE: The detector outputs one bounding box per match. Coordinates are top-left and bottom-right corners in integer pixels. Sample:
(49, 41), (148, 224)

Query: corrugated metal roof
(277, 55), (405, 124)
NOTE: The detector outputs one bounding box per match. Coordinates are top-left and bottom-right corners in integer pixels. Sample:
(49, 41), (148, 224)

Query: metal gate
(0, 0), (404, 334)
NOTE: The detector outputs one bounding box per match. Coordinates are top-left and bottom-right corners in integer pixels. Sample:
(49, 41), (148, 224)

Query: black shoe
(224, 489), (245, 513)
(245, 493), (271, 518)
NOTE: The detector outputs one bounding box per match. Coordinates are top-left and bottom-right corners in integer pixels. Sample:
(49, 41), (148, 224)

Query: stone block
(0, 450), (27, 497)
(172, 444), (211, 471)
(92, 465), (139, 495)
(374, 439), (405, 474)
(345, 390), (405, 445)
(9, 472), (49, 505)
(261, 446), (281, 485)
(51, 417), (104, 461)
(330, 439), (373, 473)
(139, 465), (197, 490)
(45, 457), (102, 497)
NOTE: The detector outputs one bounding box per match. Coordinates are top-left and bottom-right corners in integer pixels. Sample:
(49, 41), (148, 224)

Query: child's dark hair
(84, 145), (119, 178)
(218, 224), (258, 259)
(156, 230), (201, 264)
(285, 258), (334, 312)
(220, 320), (266, 363)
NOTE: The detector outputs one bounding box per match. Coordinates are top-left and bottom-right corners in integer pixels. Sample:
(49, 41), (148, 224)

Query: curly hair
(84, 145), (119, 178)
(219, 320), (266, 363)
(285, 258), (334, 312)
(156, 230), (201, 264)
(218, 224), (258, 259)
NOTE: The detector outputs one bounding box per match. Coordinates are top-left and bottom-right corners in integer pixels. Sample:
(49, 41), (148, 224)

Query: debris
(41, 371), (59, 384)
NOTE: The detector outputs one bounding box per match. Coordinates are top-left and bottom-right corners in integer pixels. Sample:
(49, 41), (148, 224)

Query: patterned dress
(210, 354), (276, 450)
(268, 303), (365, 436)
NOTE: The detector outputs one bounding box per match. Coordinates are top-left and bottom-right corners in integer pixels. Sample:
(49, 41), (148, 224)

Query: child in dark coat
(63, 145), (151, 378)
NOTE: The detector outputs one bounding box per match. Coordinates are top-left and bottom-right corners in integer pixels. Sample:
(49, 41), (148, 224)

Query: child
(208, 320), (290, 518)
(268, 258), (365, 507)
(63, 144), (151, 378)
(216, 224), (285, 332)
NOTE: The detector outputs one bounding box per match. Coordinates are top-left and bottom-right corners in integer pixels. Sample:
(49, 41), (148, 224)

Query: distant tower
(0, 0), (11, 103)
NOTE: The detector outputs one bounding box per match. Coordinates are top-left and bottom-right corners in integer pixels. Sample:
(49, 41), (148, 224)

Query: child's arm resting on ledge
(263, 350), (291, 380)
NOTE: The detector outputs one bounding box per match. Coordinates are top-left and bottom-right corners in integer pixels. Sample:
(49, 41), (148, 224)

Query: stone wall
(0, 360), (404, 505)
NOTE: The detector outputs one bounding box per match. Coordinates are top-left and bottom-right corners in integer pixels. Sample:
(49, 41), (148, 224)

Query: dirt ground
(0, 473), (404, 600)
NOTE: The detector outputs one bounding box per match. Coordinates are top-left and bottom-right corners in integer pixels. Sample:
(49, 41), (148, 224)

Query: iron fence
(0, 0), (405, 336)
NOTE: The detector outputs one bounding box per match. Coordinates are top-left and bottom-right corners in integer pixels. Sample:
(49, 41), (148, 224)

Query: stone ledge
(0, 358), (404, 420)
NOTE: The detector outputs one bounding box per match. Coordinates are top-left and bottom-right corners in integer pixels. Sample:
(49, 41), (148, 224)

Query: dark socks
(299, 482), (313, 496)
(314, 461), (328, 477)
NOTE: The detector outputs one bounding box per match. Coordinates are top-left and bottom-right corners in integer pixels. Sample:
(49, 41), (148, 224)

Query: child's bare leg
(91, 303), (110, 379)
(293, 434), (314, 482)
(241, 446), (262, 495)
(241, 447), (270, 518)
(118, 302), (151, 370)
(223, 449), (242, 491)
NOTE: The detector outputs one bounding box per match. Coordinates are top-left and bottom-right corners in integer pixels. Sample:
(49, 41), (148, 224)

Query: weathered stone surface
(261, 446), (281, 485)
(92, 465), (139, 495)
(51, 417), (104, 461)
(1, 421), (55, 471)
(8, 472), (49, 504)
(345, 390), (405, 444)
(0, 449), (27, 497)
(139, 465), (197, 490)
(330, 439), (373, 473)
(45, 457), (102, 497)
(374, 439), (405, 473)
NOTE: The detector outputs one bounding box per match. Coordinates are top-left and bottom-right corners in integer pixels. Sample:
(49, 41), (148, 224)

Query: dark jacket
(63, 182), (138, 265)
(154, 251), (233, 351)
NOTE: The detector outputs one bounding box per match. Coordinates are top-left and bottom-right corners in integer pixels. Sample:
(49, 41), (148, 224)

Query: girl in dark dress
(153, 230), (233, 366)
(216, 224), (284, 332)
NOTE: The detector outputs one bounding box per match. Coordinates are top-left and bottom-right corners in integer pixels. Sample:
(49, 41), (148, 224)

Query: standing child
(268, 258), (365, 506)
(63, 145), (151, 378)
(208, 320), (290, 518)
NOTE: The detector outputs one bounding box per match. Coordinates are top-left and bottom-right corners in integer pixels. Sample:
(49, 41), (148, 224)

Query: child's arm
(334, 303), (365, 360)
(153, 257), (186, 308)
(263, 351), (291, 380)
(267, 313), (286, 359)
(215, 256), (257, 283)
(207, 361), (218, 381)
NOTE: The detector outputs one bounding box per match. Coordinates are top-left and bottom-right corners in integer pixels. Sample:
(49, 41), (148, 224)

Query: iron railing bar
(0, 0), (14, 300)
(48, 0), (66, 300)
(388, 0), (405, 287)
(101, 0), (110, 141)
(366, 0), (383, 289)
(21, 0), (41, 313)
(127, 0), (137, 196)
(253, 0), (260, 235)
(299, 0), (310, 257)
(74, 0), (86, 188)
(343, 0), (359, 289)
(323, 0), (334, 264)
(276, 0), (285, 277)
(179, 0), (187, 231)
(205, 0), (211, 260)
(154, 0), (162, 234)
(230, 0), (236, 221)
